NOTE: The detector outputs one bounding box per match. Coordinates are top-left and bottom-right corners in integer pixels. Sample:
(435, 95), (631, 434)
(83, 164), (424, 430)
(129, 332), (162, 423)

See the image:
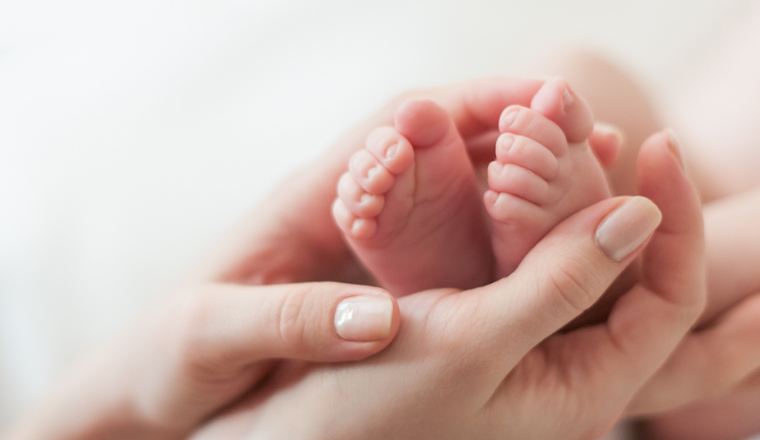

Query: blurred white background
(0, 0), (756, 434)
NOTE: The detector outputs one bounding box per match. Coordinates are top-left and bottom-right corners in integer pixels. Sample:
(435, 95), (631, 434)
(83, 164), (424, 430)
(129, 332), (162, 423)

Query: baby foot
(332, 99), (491, 296)
(485, 80), (612, 277)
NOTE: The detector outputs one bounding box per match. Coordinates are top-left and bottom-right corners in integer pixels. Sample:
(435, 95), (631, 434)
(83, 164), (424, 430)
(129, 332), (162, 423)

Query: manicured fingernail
(665, 128), (685, 169)
(334, 296), (393, 341)
(595, 197), (662, 262)
(563, 87), (574, 111)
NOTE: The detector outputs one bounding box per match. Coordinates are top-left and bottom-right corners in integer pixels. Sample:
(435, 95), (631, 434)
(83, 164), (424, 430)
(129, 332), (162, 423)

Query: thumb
(175, 282), (400, 368)
(458, 195), (662, 369)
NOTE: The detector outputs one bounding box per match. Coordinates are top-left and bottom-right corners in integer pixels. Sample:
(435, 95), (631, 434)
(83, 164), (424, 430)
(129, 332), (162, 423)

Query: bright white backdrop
(0, 0), (756, 435)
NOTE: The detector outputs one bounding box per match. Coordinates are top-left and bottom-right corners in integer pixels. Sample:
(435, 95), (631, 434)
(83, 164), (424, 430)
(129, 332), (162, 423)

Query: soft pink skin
(486, 79), (611, 277)
(333, 99), (492, 296)
(334, 78), (611, 295)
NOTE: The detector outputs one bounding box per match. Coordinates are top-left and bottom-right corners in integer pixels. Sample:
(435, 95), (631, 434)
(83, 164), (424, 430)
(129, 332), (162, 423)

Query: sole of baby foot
(333, 99), (492, 296)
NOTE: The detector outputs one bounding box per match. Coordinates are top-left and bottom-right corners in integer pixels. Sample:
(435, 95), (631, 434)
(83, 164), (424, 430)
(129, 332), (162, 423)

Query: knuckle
(172, 287), (229, 377)
(544, 255), (599, 316)
(275, 284), (320, 354)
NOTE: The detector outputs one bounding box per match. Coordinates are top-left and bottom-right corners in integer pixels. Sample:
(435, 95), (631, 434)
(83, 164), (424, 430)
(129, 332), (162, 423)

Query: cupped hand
(6, 77), (585, 440)
(189, 131), (704, 440)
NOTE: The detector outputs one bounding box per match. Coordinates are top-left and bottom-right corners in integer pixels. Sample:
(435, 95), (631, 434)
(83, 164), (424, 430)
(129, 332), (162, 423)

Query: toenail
(385, 142), (399, 160)
(360, 193), (373, 204)
(366, 166), (378, 179)
(499, 134), (515, 152)
(501, 109), (519, 129)
(488, 161), (503, 176)
(562, 87), (574, 111)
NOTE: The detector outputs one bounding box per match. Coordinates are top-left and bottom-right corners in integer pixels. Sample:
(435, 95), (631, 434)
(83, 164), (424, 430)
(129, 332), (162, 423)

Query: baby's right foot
(332, 99), (491, 296)
(485, 79), (612, 277)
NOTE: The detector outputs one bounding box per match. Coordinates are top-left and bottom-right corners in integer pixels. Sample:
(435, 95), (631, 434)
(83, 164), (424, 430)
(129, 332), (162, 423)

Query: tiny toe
(484, 190), (546, 225)
(487, 162), (549, 205)
(337, 172), (385, 218)
(499, 106), (568, 156)
(366, 127), (415, 175)
(332, 198), (377, 240)
(348, 150), (395, 194)
(496, 133), (559, 180)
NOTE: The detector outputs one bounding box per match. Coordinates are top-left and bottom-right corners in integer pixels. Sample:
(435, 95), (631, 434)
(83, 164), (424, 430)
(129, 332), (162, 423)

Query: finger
(454, 194), (661, 367)
(530, 77), (595, 143)
(627, 292), (760, 417)
(174, 282), (400, 371)
(642, 375), (760, 440)
(636, 130), (704, 305)
(558, 130), (705, 413)
(588, 122), (623, 169)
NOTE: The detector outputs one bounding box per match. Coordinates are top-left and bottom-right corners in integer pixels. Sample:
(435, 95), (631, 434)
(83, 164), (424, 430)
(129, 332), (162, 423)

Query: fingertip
(329, 287), (401, 360)
(637, 130), (702, 235)
(334, 292), (396, 341)
(589, 122), (623, 169)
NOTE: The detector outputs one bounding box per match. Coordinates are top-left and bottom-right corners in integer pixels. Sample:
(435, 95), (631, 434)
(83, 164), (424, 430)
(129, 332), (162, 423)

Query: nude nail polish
(595, 197), (662, 262)
(334, 296), (393, 341)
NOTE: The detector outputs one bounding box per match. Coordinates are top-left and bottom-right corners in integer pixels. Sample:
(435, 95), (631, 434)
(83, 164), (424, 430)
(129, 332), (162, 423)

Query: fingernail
(665, 128), (685, 169)
(595, 197), (662, 262)
(562, 87), (574, 111)
(334, 296), (393, 341)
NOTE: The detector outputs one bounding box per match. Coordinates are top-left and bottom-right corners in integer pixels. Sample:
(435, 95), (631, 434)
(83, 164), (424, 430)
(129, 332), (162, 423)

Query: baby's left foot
(485, 80), (612, 277)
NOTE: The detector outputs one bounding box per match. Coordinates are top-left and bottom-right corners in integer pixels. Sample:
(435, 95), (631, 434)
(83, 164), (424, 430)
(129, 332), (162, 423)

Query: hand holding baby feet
(332, 99), (492, 296)
(485, 79), (612, 277)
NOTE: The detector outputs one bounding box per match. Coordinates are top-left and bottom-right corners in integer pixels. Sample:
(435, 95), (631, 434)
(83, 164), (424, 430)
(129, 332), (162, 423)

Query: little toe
(488, 161), (549, 205)
(366, 127), (415, 175)
(496, 133), (559, 180)
(348, 150), (395, 194)
(484, 190), (547, 227)
(337, 172), (385, 218)
(332, 198), (378, 240)
(499, 106), (568, 156)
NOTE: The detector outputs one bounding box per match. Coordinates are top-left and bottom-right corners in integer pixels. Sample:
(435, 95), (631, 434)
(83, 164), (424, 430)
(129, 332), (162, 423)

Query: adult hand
(189, 130), (704, 439)
(5, 77), (587, 440)
(624, 190), (760, 439)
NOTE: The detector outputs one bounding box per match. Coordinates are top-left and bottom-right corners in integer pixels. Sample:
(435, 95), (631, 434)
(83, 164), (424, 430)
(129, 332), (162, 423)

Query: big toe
(531, 78), (594, 144)
(394, 99), (451, 148)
